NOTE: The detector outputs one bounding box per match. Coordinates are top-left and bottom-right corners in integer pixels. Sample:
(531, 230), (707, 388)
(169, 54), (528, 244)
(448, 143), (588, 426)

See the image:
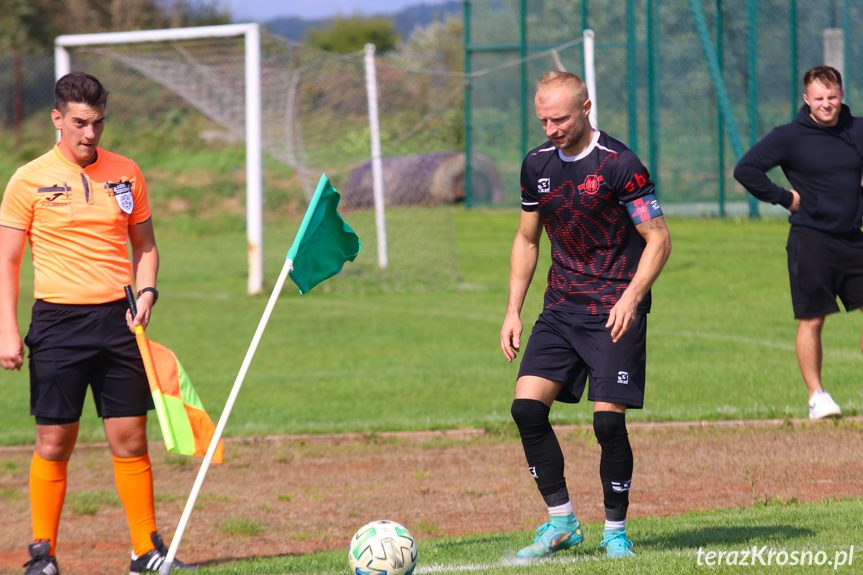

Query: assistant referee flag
(287, 174), (361, 294)
(136, 333), (225, 464)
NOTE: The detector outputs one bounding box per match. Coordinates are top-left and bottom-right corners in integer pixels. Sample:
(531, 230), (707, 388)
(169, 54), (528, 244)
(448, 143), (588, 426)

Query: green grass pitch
(3, 212), (862, 444)
(4, 210), (862, 573)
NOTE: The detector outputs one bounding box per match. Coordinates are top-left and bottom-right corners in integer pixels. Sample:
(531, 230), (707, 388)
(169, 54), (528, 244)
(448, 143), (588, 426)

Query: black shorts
(787, 228), (863, 319)
(517, 309), (647, 408)
(25, 299), (153, 422)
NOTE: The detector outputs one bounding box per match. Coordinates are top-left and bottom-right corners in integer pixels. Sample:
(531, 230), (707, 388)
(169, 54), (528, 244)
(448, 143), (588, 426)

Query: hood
(795, 102), (853, 131)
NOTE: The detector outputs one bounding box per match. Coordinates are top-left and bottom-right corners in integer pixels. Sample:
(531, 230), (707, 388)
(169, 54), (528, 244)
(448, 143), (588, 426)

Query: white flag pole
(160, 259), (294, 574)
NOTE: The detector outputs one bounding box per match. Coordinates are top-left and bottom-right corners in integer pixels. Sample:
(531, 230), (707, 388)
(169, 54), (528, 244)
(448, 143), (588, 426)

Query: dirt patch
(0, 417), (861, 574)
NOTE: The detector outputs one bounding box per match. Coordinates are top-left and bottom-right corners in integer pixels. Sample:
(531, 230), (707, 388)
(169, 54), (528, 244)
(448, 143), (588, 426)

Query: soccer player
(0, 72), (193, 574)
(500, 71), (671, 559)
(734, 65), (862, 420)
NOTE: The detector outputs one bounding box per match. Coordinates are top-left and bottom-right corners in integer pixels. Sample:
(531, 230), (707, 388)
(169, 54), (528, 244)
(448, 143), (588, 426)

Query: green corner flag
(286, 174), (361, 294)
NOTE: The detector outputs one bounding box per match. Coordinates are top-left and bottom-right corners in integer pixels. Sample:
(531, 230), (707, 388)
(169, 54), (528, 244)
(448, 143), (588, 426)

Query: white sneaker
(808, 390), (842, 419)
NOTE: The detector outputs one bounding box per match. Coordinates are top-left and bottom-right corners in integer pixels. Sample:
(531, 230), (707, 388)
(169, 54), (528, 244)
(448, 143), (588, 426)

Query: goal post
(55, 24), (265, 294)
(583, 29), (597, 129)
(50, 24), (489, 295)
(363, 43), (388, 269)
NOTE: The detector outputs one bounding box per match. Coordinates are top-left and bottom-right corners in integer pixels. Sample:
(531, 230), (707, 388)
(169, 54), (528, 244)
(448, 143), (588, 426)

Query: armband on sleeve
(625, 193), (663, 225)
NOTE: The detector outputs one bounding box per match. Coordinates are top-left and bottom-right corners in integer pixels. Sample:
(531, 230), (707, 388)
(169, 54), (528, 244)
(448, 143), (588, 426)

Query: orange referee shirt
(0, 144), (152, 305)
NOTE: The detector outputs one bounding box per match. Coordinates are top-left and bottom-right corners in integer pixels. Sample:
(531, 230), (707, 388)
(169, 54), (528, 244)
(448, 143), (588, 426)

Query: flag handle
(124, 285), (137, 318)
(124, 285), (179, 453)
(159, 259), (294, 574)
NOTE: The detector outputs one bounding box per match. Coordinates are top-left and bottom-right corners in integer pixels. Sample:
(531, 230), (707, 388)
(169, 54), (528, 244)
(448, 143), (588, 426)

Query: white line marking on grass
(654, 329), (862, 360)
(174, 291), (232, 300)
(414, 554), (602, 574)
(310, 298), (502, 323)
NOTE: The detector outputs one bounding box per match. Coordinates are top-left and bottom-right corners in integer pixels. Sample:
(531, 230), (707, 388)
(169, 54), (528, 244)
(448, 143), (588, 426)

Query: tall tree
(305, 15), (399, 54)
(397, 15), (463, 72)
(0, 0), (230, 53)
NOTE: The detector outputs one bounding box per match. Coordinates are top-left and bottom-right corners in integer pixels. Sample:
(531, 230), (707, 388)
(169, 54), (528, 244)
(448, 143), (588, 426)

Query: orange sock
(112, 454), (157, 556)
(29, 452), (68, 555)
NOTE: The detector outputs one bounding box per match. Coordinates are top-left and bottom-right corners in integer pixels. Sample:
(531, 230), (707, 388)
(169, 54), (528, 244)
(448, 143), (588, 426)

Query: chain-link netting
(466, 0), (863, 217)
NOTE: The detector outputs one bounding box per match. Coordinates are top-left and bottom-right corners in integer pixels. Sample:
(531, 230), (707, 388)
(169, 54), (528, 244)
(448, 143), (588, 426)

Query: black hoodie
(734, 103), (863, 236)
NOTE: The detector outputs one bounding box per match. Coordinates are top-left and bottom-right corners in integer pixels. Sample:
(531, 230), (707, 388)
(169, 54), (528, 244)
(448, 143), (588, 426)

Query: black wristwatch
(137, 287), (159, 304)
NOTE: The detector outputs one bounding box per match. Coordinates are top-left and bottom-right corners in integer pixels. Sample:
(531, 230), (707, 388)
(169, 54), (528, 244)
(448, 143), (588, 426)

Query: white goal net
(57, 25), (471, 293)
(55, 25), (591, 294)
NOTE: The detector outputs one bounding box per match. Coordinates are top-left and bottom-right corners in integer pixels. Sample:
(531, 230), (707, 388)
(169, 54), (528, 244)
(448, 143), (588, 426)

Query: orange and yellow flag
(135, 329), (224, 464)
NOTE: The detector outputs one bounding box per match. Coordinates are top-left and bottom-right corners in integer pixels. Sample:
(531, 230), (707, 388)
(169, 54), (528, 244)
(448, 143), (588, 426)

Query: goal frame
(55, 24), (264, 294)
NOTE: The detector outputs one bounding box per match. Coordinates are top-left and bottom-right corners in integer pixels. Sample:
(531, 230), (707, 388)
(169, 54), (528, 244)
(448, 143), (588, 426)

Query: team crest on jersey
(578, 174), (605, 195)
(537, 178), (551, 194)
(109, 181), (134, 214)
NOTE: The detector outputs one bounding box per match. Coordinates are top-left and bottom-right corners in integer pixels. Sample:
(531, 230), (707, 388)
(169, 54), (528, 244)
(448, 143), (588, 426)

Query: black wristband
(137, 287), (159, 304)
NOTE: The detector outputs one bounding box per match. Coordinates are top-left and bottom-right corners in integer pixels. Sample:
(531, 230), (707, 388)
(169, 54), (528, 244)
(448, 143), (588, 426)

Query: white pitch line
(415, 554), (602, 573)
(653, 329), (862, 360)
(309, 297), (503, 323)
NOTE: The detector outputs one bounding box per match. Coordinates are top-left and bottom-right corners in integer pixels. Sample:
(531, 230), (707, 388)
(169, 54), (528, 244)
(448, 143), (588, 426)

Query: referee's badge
(110, 181), (134, 214)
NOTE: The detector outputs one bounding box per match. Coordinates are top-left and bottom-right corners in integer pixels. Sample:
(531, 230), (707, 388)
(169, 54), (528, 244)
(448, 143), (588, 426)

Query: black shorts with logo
(517, 309), (647, 408)
(787, 228), (863, 319)
(25, 299), (153, 423)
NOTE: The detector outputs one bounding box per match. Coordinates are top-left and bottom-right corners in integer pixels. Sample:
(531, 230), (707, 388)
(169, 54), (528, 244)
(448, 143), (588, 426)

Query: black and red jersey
(520, 129), (657, 315)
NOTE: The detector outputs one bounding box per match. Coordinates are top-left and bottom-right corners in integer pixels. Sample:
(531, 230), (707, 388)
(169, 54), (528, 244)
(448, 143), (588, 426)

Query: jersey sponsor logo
(617, 371), (629, 385)
(109, 181), (134, 214)
(537, 178), (551, 194)
(37, 184), (72, 208)
(623, 170), (649, 193)
(577, 174), (605, 195)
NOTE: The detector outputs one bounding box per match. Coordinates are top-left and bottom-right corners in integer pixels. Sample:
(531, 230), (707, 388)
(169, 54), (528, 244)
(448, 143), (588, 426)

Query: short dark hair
(803, 65), (842, 91)
(54, 72), (109, 112)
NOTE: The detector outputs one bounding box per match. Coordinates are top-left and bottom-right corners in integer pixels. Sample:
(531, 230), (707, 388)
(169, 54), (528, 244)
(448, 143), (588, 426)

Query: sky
(219, 0), (447, 22)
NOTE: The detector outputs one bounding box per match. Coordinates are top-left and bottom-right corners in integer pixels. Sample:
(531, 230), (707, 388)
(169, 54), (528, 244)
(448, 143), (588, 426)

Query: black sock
(593, 410), (632, 521)
(511, 398), (569, 507)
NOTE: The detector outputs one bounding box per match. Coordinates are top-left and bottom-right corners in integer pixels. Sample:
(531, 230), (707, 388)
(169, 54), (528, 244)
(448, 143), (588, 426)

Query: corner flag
(156, 176), (360, 572)
(287, 174), (361, 293)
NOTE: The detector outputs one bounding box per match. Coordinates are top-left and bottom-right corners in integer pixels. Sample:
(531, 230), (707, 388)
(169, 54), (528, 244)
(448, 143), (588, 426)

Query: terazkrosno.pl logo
(696, 546), (854, 569)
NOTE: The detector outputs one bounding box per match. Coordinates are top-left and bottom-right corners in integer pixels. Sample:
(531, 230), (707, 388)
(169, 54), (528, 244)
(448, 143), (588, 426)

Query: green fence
(4, 3), (863, 220)
(464, 0), (863, 216)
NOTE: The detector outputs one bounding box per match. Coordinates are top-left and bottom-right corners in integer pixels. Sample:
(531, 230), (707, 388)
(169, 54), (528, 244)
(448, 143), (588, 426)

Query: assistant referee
(0, 72), (193, 574)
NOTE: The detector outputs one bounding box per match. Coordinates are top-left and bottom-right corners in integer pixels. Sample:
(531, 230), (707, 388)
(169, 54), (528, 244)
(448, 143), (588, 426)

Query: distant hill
(264, 1), (460, 43)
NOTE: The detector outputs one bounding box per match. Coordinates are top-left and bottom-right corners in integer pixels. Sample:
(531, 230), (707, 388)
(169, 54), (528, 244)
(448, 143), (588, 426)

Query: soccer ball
(348, 519), (418, 575)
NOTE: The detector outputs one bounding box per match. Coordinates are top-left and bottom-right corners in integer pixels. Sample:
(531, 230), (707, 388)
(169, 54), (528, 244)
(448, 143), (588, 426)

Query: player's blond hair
(536, 71), (589, 104)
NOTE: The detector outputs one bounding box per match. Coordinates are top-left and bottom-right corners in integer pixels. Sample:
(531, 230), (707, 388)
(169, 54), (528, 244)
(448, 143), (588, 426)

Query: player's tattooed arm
(607, 215), (671, 342)
(640, 217), (660, 230)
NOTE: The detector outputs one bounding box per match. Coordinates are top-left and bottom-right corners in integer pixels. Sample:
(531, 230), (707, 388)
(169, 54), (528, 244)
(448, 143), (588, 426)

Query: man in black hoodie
(734, 65), (863, 420)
